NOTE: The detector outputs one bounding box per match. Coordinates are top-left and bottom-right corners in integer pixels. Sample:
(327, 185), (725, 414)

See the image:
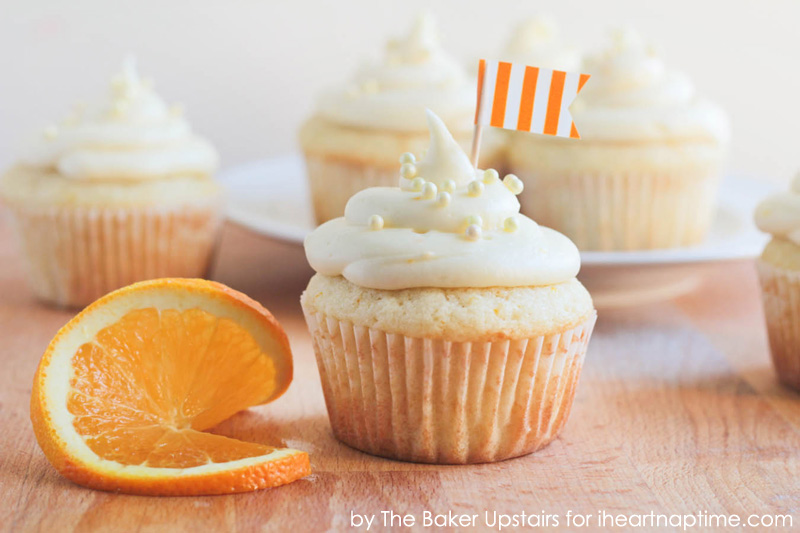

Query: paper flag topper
(474, 59), (590, 139)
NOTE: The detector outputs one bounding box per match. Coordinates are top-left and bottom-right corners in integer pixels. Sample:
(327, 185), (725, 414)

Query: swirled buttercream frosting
(21, 57), (218, 180)
(502, 16), (580, 71)
(315, 13), (475, 132)
(304, 110), (581, 290)
(755, 173), (800, 246)
(572, 29), (729, 142)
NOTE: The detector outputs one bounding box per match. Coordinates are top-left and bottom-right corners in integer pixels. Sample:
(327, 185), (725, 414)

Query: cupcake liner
(757, 260), (800, 390)
(6, 202), (222, 307)
(515, 168), (721, 251)
(303, 306), (597, 464)
(304, 155), (399, 224)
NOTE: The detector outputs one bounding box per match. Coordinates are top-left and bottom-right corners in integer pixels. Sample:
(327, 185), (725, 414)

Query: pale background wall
(1, 0), (798, 182)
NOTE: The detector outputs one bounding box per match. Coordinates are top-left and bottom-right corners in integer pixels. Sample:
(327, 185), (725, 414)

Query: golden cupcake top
(314, 12), (475, 132)
(304, 110), (581, 290)
(19, 57), (218, 181)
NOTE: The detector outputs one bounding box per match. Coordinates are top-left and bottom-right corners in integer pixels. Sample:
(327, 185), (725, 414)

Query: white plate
(220, 154), (776, 306)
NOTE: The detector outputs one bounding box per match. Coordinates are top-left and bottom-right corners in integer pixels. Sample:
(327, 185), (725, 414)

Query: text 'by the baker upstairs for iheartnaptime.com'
(348, 509), (794, 531)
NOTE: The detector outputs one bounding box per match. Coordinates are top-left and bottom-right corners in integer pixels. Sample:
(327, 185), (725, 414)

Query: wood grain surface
(0, 212), (798, 532)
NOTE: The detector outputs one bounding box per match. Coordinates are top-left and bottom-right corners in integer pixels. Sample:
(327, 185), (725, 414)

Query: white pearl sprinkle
(421, 182), (438, 200)
(400, 163), (417, 179)
(504, 216), (520, 232)
(410, 177), (425, 191)
(468, 180), (485, 197)
(482, 169), (500, 184)
(466, 215), (483, 227)
(43, 125), (58, 140)
(368, 214), (384, 231)
(465, 224), (482, 241)
(503, 174), (524, 195)
(399, 152), (416, 165)
(441, 179), (456, 193)
(436, 191), (451, 207)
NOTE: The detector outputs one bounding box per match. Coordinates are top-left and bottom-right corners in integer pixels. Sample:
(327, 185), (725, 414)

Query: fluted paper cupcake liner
(303, 308), (597, 464)
(515, 168), (721, 251)
(757, 260), (800, 390)
(6, 203), (222, 307)
(304, 155), (399, 224)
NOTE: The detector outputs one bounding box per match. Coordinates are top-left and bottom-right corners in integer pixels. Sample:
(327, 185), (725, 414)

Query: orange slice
(31, 278), (311, 496)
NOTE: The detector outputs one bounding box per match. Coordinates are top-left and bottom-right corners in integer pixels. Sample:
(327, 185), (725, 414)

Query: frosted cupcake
(498, 16), (580, 176)
(755, 174), (800, 390)
(509, 29), (729, 250)
(0, 58), (221, 307)
(301, 110), (596, 464)
(299, 13), (501, 224)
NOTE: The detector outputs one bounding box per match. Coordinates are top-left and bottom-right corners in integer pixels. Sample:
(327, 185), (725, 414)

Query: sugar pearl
(368, 214), (384, 231)
(503, 174), (524, 195)
(409, 177), (425, 191)
(421, 182), (438, 200)
(400, 163), (417, 179)
(468, 180), (485, 197)
(399, 152), (416, 165)
(442, 179), (456, 193)
(466, 215), (483, 227)
(436, 192), (451, 207)
(465, 224), (482, 241)
(504, 216), (520, 232)
(482, 169), (499, 184)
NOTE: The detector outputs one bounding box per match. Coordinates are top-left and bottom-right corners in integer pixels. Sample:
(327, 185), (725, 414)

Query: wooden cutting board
(1, 217), (798, 532)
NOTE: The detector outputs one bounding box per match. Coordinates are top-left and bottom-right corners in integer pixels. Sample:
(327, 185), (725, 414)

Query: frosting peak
(755, 173), (800, 245)
(315, 13), (475, 132)
(502, 16), (580, 71)
(405, 110), (475, 189)
(386, 12), (438, 64)
(305, 111), (581, 290)
(22, 56), (218, 180)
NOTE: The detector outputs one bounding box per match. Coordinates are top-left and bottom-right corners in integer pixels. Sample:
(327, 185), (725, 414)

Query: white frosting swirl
(755, 173), (800, 246)
(315, 13), (475, 132)
(304, 110), (581, 290)
(572, 29), (729, 142)
(22, 57), (218, 180)
(502, 16), (580, 71)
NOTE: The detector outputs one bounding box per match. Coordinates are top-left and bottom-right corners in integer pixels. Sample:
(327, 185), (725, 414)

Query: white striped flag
(474, 59), (590, 142)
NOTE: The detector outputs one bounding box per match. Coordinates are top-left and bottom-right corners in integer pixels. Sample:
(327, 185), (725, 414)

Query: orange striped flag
(475, 59), (590, 139)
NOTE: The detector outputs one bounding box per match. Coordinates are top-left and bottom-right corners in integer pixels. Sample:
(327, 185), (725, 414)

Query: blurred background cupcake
(299, 12), (502, 224)
(509, 28), (730, 251)
(0, 58), (221, 307)
(495, 16), (580, 175)
(755, 173), (800, 390)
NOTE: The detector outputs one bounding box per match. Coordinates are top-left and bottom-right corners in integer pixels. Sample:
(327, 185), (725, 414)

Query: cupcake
(299, 12), (501, 224)
(496, 16), (580, 175)
(0, 58), (221, 307)
(755, 174), (800, 390)
(508, 29), (730, 251)
(301, 110), (596, 464)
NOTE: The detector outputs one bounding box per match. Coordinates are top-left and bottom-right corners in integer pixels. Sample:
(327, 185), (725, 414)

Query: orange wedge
(31, 278), (311, 496)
